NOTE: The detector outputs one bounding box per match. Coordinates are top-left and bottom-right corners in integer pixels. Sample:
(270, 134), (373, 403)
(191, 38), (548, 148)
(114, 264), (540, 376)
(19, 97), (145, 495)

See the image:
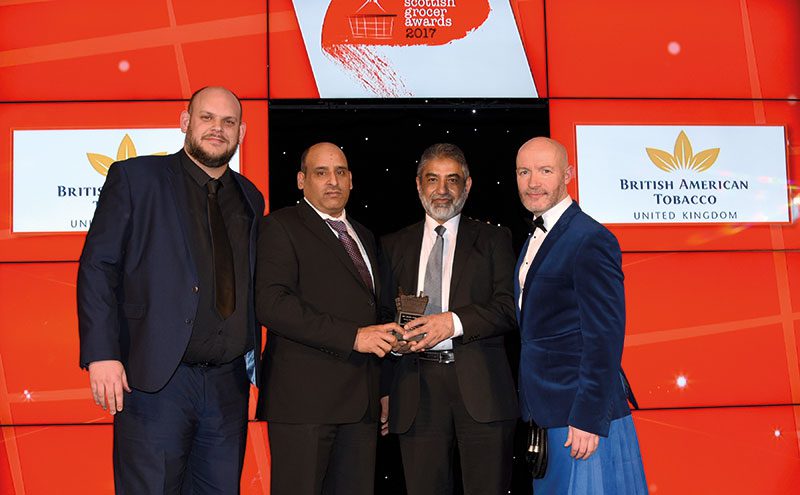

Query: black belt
(418, 350), (455, 364)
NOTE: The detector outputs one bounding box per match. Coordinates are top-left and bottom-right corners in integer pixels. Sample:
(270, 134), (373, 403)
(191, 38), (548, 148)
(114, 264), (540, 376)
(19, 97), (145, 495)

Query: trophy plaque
(394, 288), (427, 342)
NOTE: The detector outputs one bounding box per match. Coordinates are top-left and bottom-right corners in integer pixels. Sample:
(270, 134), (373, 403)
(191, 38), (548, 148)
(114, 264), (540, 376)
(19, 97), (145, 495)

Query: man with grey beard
(378, 143), (519, 494)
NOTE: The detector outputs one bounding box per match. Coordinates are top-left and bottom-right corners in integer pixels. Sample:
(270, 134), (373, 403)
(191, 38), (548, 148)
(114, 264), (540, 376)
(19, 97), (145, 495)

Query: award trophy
(394, 288), (427, 342)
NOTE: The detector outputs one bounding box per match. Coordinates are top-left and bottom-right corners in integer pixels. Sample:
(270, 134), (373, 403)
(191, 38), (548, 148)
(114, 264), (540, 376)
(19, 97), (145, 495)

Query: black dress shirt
(179, 151), (252, 364)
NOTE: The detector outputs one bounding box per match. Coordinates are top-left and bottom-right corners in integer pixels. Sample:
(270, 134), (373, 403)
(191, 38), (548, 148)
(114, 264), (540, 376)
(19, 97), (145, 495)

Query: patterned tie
(424, 225), (446, 315)
(207, 179), (235, 319)
(325, 219), (373, 291)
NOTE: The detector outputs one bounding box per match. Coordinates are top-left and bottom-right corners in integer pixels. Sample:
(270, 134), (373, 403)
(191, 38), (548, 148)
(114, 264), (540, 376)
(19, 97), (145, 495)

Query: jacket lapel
(297, 200), (373, 294)
(449, 217), (478, 306)
(351, 219), (380, 296)
(166, 152), (198, 278)
(520, 202), (581, 320)
(397, 222), (424, 296)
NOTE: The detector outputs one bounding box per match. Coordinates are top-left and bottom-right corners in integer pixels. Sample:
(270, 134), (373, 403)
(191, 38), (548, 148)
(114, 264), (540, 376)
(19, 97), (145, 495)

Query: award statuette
(394, 289), (427, 342)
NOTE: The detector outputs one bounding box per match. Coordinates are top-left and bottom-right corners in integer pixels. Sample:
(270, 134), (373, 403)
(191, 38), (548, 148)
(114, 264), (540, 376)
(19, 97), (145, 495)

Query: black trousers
(398, 360), (515, 495)
(268, 414), (378, 495)
(113, 359), (250, 495)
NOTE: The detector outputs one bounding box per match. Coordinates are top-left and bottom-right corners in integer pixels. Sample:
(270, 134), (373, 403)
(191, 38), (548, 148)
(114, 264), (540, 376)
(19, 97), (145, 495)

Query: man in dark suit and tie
(255, 142), (401, 495)
(379, 143), (519, 494)
(78, 86), (265, 493)
(514, 137), (647, 494)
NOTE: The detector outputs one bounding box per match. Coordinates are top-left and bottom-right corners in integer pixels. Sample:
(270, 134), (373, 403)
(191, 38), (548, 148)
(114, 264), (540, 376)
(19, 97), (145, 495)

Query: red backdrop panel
(546, 0), (800, 99)
(635, 407), (800, 494)
(0, 422), (270, 494)
(549, 98), (800, 252)
(0, 100), (268, 262)
(0, 262), (264, 426)
(0, 0), (267, 101)
(623, 251), (800, 408)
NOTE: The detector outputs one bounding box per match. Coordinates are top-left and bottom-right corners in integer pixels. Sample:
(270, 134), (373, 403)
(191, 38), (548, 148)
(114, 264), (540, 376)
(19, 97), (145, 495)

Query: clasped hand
(394, 312), (455, 353)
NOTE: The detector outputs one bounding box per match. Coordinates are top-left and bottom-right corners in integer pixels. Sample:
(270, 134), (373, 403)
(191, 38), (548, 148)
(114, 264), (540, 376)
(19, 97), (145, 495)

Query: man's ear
(180, 110), (190, 133)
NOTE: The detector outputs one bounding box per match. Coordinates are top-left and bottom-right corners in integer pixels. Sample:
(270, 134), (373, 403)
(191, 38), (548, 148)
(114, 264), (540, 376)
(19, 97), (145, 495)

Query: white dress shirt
(416, 214), (464, 350)
(518, 196), (573, 309)
(304, 198), (374, 283)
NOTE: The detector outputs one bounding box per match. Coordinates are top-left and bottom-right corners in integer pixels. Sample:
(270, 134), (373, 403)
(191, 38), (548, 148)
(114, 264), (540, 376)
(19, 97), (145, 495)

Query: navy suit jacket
(515, 202), (630, 437)
(77, 151), (264, 392)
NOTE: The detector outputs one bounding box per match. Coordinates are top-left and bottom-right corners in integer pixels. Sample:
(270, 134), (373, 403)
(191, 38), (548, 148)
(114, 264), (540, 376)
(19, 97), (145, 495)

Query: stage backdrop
(1, 1), (798, 494)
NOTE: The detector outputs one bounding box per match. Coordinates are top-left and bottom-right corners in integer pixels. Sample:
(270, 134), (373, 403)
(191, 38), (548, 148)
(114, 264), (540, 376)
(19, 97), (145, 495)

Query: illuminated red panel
(622, 252), (799, 408)
(0, 0), (267, 100)
(268, 0), (319, 98)
(0, 263), (264, 425)
(509, 0), (547, 97)
(550, 98), (799, 252)
(634, 407), (800, 494)
(0, 422), (269, 494)
(0, 100), (268, 262)
(546, 0), (800, 99)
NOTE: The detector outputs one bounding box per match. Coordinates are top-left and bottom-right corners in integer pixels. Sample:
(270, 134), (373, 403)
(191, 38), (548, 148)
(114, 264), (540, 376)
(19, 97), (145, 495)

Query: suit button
(185, 318), (193, 325)
(192, 286), (199, 293)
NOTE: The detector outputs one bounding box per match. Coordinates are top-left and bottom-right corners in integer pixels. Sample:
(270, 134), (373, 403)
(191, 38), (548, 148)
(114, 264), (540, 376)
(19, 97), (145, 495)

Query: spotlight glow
(676, 375), (687, 388)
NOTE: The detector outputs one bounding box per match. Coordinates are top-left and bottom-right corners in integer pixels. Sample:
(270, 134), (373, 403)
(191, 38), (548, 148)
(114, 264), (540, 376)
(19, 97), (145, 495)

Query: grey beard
(420, 192), (468, 222)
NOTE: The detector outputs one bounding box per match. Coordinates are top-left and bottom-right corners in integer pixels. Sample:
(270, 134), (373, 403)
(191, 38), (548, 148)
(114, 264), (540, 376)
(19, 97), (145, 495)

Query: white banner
(292, 0), (536, 98)
(575, 125), (789, 224)
(12, 128), (240, 233)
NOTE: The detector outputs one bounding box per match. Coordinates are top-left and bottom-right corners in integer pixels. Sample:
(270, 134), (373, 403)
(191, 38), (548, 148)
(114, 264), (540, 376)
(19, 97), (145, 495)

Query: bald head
(301, 142), (347, 173)
(297, 142), (352, 217)
(517, 137), (569, 171)
(188, 86), (242, 120)
(515, 136), (573, 216)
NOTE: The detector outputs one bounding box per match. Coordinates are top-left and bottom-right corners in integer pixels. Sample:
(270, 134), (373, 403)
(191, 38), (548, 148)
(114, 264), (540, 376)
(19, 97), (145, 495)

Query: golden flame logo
(646, 130), (720, 173)
(86, 134), (167, 176)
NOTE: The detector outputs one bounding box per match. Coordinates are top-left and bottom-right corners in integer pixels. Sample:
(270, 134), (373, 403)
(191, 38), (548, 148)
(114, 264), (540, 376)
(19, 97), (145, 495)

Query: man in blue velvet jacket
(514, 137), (647, 494)
(78, 86), (264, 493)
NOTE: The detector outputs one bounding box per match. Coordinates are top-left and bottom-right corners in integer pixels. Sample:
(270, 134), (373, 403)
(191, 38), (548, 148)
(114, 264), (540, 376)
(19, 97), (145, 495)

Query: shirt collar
(180, 150), (232, 188)
(304, 197), (348, 223)
(535, 196), (573, 231)
(424, 213), (460, 238)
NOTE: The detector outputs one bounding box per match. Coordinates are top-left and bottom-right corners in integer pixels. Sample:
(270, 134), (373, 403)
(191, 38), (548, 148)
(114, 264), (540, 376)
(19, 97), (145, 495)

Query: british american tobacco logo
(645, 130), (719, 172)
(86, 133), (167, 176)
(621, 130), (749, 221)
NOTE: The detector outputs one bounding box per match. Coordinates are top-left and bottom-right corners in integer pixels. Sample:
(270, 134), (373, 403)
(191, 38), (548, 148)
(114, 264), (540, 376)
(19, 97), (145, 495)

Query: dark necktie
(424, 225), (446, 315)
(532, 215), (547, 234)
(326, 219), (373, 291)
(207, 179), (235, 319)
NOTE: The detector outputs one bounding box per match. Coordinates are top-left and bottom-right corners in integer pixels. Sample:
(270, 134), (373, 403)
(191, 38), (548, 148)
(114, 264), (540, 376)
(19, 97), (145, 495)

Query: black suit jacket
(77, 151), (264, 392)
(255, 201), (382, 424)
(380, 217), (519, 433)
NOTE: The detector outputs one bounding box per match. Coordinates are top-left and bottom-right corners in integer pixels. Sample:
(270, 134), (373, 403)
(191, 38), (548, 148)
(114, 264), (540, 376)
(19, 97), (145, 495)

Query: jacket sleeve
(452, 227), (517, 343)
(254, 214), (359, 360)
(77, 162), (133, 368)
(568, 228), (626, 436)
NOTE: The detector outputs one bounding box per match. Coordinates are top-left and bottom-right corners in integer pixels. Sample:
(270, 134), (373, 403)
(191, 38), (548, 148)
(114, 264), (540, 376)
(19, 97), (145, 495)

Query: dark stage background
(268, 99), (549, 494)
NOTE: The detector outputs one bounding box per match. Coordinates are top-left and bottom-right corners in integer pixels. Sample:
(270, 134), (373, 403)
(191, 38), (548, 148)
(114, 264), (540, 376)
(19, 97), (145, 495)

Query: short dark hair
(417, 143), (470, 179)
(300, 146), (311, 173)
(187, 86), (242, 119)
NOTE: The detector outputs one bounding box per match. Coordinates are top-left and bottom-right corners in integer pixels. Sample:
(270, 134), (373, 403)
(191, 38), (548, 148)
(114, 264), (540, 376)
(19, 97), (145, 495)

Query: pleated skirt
(533, 414), (648, 495)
